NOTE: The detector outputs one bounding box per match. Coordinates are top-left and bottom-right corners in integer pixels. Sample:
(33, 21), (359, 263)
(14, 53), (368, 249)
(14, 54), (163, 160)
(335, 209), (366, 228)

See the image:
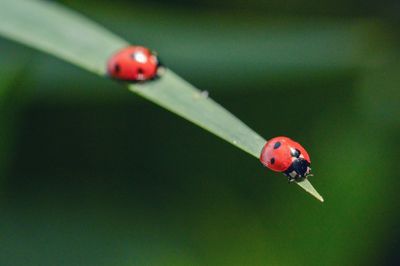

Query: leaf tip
(296, 179), (324, 203)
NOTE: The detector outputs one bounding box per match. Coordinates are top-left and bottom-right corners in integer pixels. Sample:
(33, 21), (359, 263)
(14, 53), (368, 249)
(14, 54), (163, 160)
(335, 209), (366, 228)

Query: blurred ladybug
(260, 136), (312, 182)
(107, 46), (162, 82)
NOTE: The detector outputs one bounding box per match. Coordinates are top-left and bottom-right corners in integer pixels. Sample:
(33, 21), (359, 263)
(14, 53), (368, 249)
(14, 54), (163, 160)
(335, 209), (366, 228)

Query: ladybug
(259, 136), (312, 182)
(107, 46), (162, 82)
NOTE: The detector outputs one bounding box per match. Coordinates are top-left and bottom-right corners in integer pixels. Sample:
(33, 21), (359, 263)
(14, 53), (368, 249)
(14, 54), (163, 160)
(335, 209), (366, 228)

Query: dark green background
(0, 0), (399, 265)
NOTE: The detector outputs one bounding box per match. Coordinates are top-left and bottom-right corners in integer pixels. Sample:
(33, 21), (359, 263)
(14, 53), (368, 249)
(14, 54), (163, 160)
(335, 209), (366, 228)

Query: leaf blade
(296, 179), (324, 202)
(0, 0), (323, 201)
(131, 72), (266, 157)
(0, 0), (126, 74)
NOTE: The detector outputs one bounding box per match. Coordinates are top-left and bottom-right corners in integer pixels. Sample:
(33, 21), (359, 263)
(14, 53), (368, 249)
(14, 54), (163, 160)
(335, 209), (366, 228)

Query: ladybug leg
(285, 173), (296, 183)
(295, 175), (306, 182)
(284, 165), (297, 183)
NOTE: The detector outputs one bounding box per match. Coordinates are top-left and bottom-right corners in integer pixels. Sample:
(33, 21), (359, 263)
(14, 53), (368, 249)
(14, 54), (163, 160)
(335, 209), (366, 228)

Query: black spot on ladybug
(270, 158), (275, 164)
(273, 142), (281, 149)
(114, 64), (121, 73)
(137, 68), (144, 74)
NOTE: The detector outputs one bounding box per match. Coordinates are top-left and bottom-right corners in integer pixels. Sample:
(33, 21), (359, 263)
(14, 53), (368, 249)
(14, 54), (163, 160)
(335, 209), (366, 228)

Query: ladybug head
(284, 147), (312, 182)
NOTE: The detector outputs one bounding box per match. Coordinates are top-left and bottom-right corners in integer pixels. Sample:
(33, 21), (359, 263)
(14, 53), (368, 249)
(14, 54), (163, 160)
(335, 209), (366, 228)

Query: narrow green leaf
(0, 0), (323, 202)
(297, 179), (324, 202)
(0, 0), (126, 75)
(130, 73), (266, 157)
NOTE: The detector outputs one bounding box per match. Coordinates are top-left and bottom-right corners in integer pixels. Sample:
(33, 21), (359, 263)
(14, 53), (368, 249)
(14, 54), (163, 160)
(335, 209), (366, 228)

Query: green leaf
(0, 0), (323, 202)
(297, 179), (324, 202)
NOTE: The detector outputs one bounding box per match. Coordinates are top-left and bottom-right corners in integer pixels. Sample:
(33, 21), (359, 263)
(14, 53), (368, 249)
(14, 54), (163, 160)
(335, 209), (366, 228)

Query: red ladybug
(260, 136), (312, 182)
(107, 46), (162, 82)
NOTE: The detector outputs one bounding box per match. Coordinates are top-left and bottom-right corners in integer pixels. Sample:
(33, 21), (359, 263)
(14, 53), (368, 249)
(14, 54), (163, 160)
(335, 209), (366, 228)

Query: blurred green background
(1, 0), (400, 265)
